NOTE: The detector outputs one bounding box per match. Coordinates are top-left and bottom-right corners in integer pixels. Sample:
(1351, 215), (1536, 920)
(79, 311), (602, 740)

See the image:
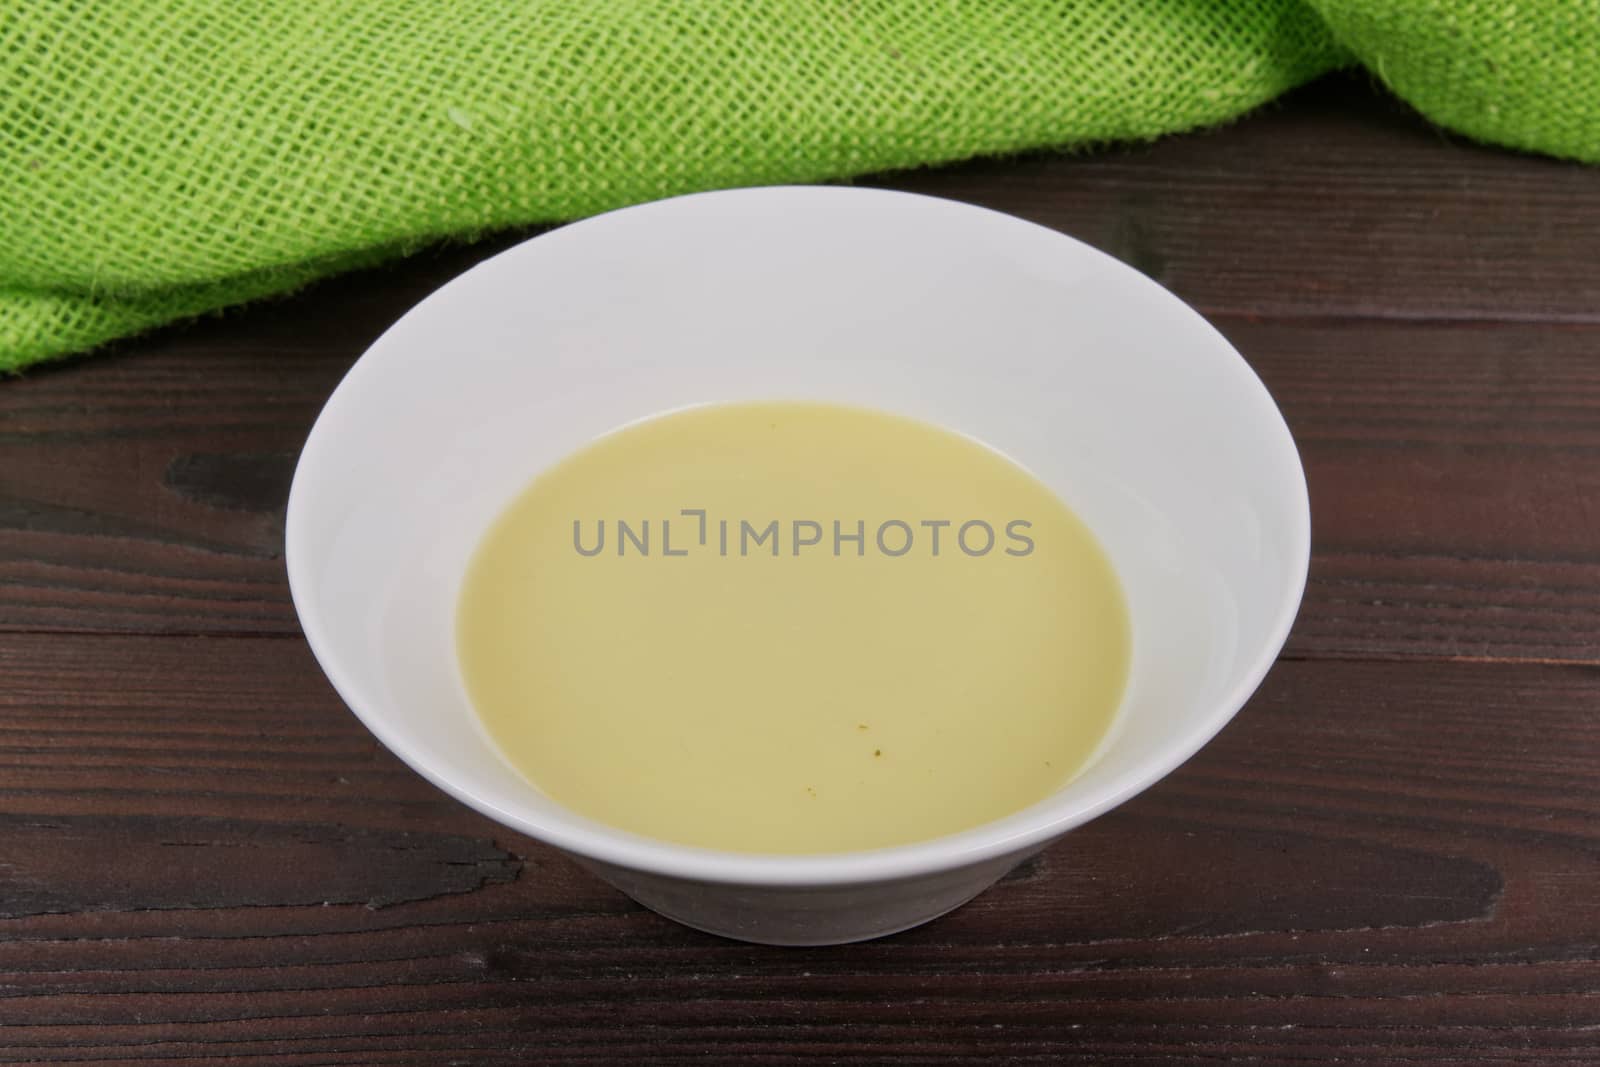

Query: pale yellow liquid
(457, 402), (1129, 853)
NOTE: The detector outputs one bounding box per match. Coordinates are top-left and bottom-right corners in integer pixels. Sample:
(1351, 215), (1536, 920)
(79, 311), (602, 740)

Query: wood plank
(1233, 318), (1600, 663)
(0, 634), (1594, 1063)
(6, 311), (1599, 662)
(0, 239), (506, 635)
(872, 74), (1600, 323)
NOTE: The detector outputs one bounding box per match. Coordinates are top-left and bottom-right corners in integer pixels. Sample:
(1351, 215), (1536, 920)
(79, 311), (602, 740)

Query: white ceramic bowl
(287, 186), (1309, 946)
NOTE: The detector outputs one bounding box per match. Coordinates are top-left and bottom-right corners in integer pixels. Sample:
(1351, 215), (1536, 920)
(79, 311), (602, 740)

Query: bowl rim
(286, 184), (1311, 888)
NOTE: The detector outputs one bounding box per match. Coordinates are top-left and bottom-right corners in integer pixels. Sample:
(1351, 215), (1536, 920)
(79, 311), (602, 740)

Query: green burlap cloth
(4, 2), (1597, 372)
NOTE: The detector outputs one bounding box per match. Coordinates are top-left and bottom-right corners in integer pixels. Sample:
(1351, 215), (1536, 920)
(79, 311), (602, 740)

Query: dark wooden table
(3, 75), (1598, 1065)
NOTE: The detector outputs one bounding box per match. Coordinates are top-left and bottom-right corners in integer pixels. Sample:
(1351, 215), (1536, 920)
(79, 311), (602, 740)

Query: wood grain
(0, 635), (1595, 1064)
(0, 814), (518, 916)
(5, 313), (1599, 661)
(873, 74), (1600, 323)
(1233, 318), (1600, 663)
(0, 238), (523, 636)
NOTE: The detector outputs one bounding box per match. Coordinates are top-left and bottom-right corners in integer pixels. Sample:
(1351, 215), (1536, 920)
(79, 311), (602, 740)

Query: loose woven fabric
(2, 1), (1596, 372)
